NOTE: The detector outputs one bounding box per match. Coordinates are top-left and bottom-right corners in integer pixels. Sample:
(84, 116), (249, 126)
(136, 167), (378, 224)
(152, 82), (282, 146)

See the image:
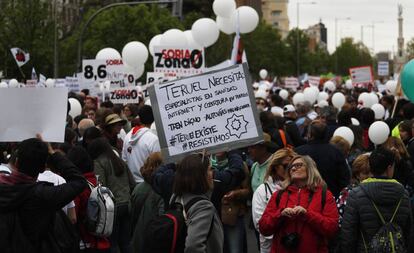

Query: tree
(332, 38), (373, 76)
(407, 38), (414, 60)
(0, 0), (54, 79)
(284, 28), (312, 76)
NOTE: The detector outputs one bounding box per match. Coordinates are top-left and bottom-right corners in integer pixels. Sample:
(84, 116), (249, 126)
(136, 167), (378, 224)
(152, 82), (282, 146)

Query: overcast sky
(287, 0), (414, 55)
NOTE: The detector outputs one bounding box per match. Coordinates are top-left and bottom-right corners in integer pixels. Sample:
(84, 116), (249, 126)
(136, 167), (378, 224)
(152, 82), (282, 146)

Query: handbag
(221, 199), (240, 226)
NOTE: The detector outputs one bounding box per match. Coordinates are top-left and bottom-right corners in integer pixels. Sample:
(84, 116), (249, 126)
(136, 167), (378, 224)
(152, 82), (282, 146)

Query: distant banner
(378, 61), (389, 76)
(109, 87), (140, 104)
(65, 77), (80, 92)
(153, 46), (205, 77)
(284, 77), (300, 89)
(148, 63), (263, 162)
(308, 76), (321, 86)
(349, 66), (373, 87)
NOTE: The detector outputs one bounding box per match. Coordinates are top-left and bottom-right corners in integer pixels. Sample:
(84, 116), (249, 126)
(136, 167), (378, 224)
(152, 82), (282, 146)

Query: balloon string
(391, 65), (404, 119)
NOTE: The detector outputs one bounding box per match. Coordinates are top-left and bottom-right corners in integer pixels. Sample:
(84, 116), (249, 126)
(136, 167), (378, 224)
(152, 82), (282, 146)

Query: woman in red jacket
(259, 155), (339, 253)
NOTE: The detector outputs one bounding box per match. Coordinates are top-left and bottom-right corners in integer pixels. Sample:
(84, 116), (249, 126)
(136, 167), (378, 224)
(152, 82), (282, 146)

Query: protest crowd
(2, 71), (414, 253)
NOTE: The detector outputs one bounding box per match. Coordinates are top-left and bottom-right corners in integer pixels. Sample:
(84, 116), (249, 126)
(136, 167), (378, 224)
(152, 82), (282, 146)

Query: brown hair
(141, 152), (163, 184)
(173, 153), (211, 196)
(330, 136), (351, 156)
(265, 148), (297, 182)
(282, 155), (325, 191)
(351, 153), (370, 183)
(382, 136), (409, 161)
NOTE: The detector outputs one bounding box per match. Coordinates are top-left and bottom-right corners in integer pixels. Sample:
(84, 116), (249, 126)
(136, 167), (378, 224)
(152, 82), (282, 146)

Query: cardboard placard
(378, 61), (389, 77)
(0, 88), (68, 142)
(284, 77), (300, 89)
(109, 87), (140, 104)
(308, 76), (321, 87)
(349, 66), (373, 87)
(148, 63), (263, 162)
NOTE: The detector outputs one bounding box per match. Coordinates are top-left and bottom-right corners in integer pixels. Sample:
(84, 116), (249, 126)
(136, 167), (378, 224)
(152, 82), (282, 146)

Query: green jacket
(94, 154), (132, 205)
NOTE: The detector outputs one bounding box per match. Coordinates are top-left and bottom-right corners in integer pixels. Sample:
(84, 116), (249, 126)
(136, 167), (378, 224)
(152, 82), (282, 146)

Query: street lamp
(296, 1), (317, 77)
(77, 0), (178, 72)
(334, 17), (351, 74)
(371, 20), (384, 53)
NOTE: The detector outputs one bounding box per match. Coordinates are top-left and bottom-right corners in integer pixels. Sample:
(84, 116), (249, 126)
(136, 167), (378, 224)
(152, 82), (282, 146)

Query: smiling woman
(258, 155), (339, 253)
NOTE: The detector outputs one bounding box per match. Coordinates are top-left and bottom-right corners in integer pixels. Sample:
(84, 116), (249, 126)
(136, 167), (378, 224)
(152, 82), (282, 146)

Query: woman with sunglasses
(259, 155), (339, 253)
(252, 148), (297, 253)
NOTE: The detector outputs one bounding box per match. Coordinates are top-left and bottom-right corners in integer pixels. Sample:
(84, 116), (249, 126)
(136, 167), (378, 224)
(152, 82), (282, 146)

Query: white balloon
(96, 48), (121, 60)
(235, 6), (259, 34)
(216, 15), (236, 35)
(323, 81), (336, 92)
(385, 80), (397, 95)
(259, 69), (268, 80)
(148, 34), (162, 56)
(279, 89), (289, 100)
(160, 29), (188, 47)
(345, 79), (353, 90)
(317, 100), (329, 108)
(192, 18), (220, 48)
(292, 93), (305, 106)
(68, 98), (82, 118)
(0, 82), (8, 88)
(9, 79), (18, 88)
(358, 92), (374, 108)
(332, 92), (346, 109)
(124, 64), (145, 80)
(333, 126), (355, 146)
(122, 41), (149, 68)
(213, 0), (236, 18)
(45, 78), (55, 88)
(317, 91), (329, 102)
(368, 121), (390, 145)
(184, 30), (202, 49)
(351, 117), (360, 126)
(303, 87), (319, 104)
(371, 103), (386, 119)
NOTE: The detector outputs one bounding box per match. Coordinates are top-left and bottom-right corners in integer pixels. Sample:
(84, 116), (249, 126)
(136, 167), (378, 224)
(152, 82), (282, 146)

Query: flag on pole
(31, 67), (38, 81)
(230, 11), (247, 65)
(10, 48), (30, 67)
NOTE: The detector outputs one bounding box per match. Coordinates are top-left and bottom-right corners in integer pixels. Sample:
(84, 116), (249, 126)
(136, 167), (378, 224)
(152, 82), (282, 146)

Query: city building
(261, 0), (290, 38)
(305, 20), (327, 52)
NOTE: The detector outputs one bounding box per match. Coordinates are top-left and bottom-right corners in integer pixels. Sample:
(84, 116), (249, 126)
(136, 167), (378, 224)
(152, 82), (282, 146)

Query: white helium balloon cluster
(358, 92), (379, 108)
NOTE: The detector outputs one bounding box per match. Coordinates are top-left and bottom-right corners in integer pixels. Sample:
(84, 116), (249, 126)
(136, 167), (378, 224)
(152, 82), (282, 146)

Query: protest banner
(55, 79), (66, 88)
(148, 63), (263, 162)
(0, 88), (68, 142)
(378, 61), (389, 76)
(284, 77), (300, 89)
(109, 86), (141, 104)
(349, 66), (374, 87)
(308, 76), (321, 87)
(153, 46), (205, 77)
(65, 76), (80, 92)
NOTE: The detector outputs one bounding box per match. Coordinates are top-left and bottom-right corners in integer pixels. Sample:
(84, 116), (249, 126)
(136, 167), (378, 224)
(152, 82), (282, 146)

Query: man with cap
(284, 105), (306, 147)
(249, 133), (278, 193)
(122, 105), (160, 183)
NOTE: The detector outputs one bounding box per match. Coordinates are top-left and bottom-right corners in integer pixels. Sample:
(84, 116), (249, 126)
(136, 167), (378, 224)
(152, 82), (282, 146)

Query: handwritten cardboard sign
(148, 63), (263, 162)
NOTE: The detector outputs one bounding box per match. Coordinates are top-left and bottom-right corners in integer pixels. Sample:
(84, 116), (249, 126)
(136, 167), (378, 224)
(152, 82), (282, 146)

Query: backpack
(276, 184), (327, 210)
(85, 180), (115, 237)
(360, 187), (407, 253)
(144, 196), (214, 253)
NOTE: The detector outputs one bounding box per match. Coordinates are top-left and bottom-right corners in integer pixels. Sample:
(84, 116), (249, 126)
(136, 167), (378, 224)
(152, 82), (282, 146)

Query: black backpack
(144, 196), (213, 253)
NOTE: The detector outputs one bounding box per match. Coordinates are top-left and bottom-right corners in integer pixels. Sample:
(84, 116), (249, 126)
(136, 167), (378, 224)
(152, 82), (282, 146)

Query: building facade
(305, 21), (327, 52)
(261, 0), (289, 38)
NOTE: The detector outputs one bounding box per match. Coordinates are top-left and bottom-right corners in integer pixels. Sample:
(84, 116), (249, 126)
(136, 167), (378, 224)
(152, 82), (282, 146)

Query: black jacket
(285, 119), (306, 147)
(394, 158), (414, 193)
(295, 140), (350, 197)
(340, 178), (412, 253)
(0, 153), (87, 253)
(152, 150), (245, 210)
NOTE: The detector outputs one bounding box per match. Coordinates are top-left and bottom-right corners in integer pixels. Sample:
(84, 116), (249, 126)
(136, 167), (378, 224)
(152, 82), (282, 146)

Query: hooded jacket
(122, 126), (160, 183)
(0, 152), (87, 253)
(259, 184), (339, 253)
(340, 178), (412, 253)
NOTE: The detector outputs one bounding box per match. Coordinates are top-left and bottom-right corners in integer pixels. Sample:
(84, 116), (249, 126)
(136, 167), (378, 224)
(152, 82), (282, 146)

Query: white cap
(255, 88), (268, 100)
(283, 104), (296, 113)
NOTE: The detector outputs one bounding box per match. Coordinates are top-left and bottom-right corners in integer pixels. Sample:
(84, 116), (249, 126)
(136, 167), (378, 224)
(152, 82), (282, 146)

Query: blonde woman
(252, 148), (297, 253)
(259, 155), (339, 253)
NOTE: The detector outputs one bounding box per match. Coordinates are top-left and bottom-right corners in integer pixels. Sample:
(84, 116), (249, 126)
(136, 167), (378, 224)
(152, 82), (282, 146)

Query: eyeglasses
(289, 162), (304, 171)
(256, 101), (266, 106)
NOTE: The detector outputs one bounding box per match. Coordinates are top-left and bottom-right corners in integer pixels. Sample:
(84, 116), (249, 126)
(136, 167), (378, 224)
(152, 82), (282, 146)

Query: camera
(281, 232), (301, 250)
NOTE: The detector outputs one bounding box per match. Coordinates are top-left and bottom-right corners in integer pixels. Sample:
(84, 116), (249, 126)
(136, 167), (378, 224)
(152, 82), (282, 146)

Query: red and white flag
(231, 12), (247, 65)
(10, 47), (30, 67)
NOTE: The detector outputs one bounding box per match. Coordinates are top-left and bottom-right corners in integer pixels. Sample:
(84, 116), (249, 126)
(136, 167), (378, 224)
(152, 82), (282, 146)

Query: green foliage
(332, 37), (373, 76)
(407, 38), (414, 60)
